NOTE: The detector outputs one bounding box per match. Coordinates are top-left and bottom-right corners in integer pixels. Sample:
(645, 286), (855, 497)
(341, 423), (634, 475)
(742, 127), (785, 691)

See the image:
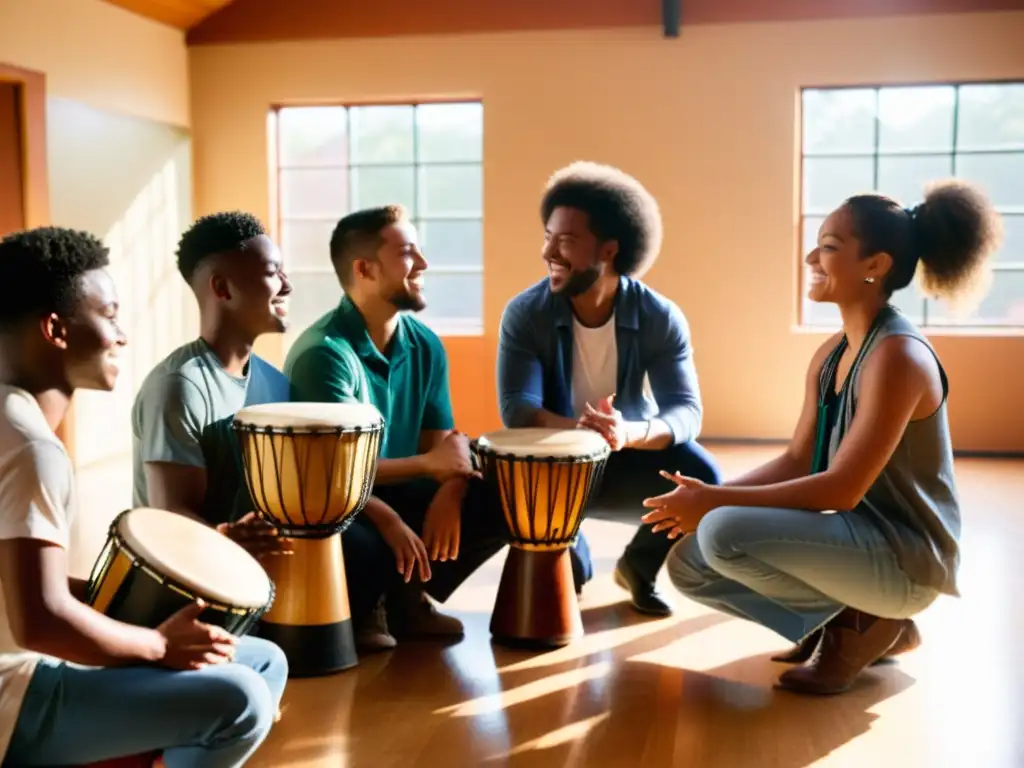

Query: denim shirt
(496, 276), (703, 446)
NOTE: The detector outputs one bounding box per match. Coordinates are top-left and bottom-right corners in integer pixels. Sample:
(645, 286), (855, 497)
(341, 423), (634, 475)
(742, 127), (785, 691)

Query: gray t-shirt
(131, 339), (290, 527)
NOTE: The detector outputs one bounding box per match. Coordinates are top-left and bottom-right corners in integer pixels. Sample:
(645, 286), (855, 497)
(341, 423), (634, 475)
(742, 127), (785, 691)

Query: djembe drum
(232, 401), (384, 677)
(472, 428), (610, 647)
(87, 507), (274, 636)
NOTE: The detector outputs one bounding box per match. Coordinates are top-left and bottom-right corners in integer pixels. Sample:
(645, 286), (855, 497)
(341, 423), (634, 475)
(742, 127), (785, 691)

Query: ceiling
(101, 0), (235, 29)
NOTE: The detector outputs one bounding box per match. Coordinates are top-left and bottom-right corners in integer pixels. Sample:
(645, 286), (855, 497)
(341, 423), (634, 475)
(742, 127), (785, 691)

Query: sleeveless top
(814, 305), (961, 597)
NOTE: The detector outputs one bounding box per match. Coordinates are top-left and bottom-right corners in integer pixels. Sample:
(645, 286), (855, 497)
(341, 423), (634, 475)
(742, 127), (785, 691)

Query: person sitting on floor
(0, 226), (288, 766)
(496, 160), (723, 617)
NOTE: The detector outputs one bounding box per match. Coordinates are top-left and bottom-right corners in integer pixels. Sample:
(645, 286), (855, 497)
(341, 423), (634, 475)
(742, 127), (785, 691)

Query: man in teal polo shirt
(284, 205), (508, 648)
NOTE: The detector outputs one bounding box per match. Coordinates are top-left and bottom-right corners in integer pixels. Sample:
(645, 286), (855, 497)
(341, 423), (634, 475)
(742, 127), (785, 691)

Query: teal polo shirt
(283, 296), (454, 462)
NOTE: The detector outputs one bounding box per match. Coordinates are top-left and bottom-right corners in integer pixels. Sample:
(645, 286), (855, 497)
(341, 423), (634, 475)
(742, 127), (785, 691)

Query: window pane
(416, 103), (483, 163)
(279, 168), (348, 218)
(418, 164), (482, 218)
(417, 272), (483, 325)
(877, 155), (953, 208)
(802, 88), (876, 154)
(278, 107), (348, 166)
(350, 166), (416, 214)
(801, 215), (825, 259)
(350, 105), (414, 164)
(283, 272), (341, 331)
(803, 157), (874, 214)
(955, 152), (1024, 209)
(889, 280), (926, 324)
(957, 84), (1024, 152)
(927, 269), (1024, 326)
(281, 218), (335, 272)
(878, 86), (955, 153)
(418, 219), (482, 268)
(993, 213), (1024, 265)
(802, 296), (842, 326)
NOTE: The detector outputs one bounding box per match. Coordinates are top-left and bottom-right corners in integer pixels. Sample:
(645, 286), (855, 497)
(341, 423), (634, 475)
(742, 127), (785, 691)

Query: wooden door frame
(0, 65), (67, 457)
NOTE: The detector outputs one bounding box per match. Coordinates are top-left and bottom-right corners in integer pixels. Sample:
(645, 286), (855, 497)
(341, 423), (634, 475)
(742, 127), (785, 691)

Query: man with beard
(496, 161), (723, 617)
(284, 205), (507, 650)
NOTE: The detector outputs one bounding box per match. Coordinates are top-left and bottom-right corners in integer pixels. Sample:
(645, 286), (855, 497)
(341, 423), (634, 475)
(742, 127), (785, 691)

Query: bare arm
(144, 462), (208, 523)
(724, 333), (842, 488)
(0, 538), (166, 666)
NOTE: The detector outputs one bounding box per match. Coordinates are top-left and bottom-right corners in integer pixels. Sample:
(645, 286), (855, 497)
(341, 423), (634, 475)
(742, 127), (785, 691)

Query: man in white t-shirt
(497, 161), (723, 617)
(0, 227), (288, 766)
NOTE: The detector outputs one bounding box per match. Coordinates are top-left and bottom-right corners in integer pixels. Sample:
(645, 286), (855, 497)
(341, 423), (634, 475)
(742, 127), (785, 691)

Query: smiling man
(496, 161), (723, 617)
(284, 205), (507, 651)
(131, 211), (293, 555)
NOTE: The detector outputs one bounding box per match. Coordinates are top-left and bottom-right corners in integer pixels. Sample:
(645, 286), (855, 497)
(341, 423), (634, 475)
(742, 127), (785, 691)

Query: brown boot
(386, 582), (464, 640)
(776, 608), (905, 695)
(772, 618), (921, 665)
(354, 596), (397, 653)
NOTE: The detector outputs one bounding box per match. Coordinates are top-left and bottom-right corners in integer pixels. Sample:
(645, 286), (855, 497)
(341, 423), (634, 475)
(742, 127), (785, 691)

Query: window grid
(800, 83), (1024, 329)
(273, 102), (484, 335)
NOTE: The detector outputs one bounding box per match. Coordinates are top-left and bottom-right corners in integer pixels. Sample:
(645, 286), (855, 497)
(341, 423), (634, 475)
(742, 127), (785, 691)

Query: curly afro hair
(845, 178), (1003, 314)
(0, 226), (110, 330)
(176, 211), (267, 282)
(540, 161), (663, 279)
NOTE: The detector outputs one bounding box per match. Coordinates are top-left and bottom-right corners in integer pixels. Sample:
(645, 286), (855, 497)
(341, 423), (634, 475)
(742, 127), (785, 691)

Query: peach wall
(0, 0), (189, 127)
(190, 11), (1024, 453)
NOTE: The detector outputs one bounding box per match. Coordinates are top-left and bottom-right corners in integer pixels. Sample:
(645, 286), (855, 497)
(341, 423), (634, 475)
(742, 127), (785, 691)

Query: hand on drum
(155, 600), (237, 671)
(380, 517), (432, 584)
(216, 512), (293, 559)
(577, 396), (627, 451)
(424, 431), (481, 483)
(640, 471), (713, 539)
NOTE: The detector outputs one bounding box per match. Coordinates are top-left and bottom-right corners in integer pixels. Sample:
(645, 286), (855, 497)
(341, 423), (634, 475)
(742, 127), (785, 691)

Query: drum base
(490, 547), (582, 648)
(255, 534), (358, 677)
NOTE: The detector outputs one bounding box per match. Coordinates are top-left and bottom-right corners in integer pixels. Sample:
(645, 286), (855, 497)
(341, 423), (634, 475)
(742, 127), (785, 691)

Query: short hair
(540, 161), (663, 278)
(844, 179), (1003, 313)
(176, 211), (267, 282)
(0, 226), (110, 330)
(329, 205), (407, 286)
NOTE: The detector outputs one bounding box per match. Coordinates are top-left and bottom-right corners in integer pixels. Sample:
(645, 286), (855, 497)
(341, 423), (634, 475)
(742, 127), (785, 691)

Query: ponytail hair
(845, 179), (1003, 314)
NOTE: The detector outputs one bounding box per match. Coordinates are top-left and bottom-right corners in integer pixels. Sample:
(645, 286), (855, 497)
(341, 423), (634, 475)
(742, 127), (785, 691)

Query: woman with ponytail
(647, 180), (1003, 695)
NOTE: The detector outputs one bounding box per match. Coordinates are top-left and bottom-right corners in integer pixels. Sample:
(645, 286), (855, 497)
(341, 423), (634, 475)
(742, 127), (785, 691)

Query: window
(273, 101), (484, 335)
(799, 83), (1024, 329)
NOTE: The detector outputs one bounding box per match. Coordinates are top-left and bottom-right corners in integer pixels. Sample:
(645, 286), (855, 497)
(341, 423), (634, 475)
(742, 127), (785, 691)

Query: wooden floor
(247, 445), (1024, 768)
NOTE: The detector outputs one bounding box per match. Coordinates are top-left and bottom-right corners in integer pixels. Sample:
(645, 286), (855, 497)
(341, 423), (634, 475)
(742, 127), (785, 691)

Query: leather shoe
(386, 582), (465, 639)
(772, 617), (921, 665)
(354, 597), (398, 653)
(614, 556), (673, 617)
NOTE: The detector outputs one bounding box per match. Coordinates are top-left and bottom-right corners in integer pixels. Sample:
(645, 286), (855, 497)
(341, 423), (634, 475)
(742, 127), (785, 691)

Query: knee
(694, 506), (756, 565)
(668, 441), (723, 486)
(203, 664), (277, 742)
(247, 637), (289, 699)
(665, 534), (716, 594)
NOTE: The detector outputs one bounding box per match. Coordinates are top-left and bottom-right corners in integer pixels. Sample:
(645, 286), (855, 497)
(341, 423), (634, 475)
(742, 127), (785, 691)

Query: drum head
(117, 508), (272, 609)
(475, 428), (609, 459)
(234, 402), (384, 432)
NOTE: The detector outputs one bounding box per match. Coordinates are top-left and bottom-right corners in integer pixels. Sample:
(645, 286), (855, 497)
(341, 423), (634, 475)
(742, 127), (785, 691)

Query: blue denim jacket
(496, 276), (703, 445)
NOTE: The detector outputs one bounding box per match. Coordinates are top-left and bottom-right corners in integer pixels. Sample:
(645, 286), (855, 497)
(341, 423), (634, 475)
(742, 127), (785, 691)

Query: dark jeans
(570, 440), (723, 585)
(341, 478), (508, 622)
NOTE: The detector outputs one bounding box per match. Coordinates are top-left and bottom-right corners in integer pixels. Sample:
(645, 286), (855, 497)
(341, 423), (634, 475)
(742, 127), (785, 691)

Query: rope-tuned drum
(232, 401), (384, 676)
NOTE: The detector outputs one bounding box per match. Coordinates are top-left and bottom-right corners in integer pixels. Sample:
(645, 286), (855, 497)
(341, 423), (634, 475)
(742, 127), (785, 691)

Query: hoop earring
(864, 277), (875, 284)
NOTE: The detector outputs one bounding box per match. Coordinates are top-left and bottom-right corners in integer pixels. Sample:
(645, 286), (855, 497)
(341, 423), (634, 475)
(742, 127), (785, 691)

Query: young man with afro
(497, 161), (723, 617)
(0, 226), (287, 766)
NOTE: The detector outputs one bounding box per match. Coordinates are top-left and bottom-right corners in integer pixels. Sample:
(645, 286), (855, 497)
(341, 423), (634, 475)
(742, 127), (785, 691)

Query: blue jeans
(666, 506), (940, 643)
(4, 636), (288, 767)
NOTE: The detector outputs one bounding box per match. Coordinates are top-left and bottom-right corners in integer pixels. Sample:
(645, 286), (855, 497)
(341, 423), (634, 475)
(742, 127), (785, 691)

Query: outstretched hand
(640, 470), (712, 540)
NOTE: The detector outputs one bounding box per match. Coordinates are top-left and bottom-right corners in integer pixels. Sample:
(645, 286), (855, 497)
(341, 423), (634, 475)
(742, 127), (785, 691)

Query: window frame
(796, 78), (1024, 334)
(268, 98), (485, 337)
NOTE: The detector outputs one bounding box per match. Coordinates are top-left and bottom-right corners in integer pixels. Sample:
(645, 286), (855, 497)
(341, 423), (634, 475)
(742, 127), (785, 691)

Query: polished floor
(247, 445), (1024, 768)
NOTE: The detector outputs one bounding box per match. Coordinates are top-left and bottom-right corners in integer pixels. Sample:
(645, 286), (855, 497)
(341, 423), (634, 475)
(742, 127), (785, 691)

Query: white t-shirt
(0, 385), (74, 761)
(571, 313), (619, 417)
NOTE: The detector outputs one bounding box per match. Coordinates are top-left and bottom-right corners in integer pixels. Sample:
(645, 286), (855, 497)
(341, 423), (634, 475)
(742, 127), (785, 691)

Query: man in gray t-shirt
(131, 211), (292, 551)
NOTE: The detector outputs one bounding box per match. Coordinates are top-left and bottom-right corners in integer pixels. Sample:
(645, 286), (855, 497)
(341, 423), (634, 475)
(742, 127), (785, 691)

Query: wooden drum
(232, 402), (384, 677)
(87, 507), (274, 636)
(472, 428), (610, 647)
